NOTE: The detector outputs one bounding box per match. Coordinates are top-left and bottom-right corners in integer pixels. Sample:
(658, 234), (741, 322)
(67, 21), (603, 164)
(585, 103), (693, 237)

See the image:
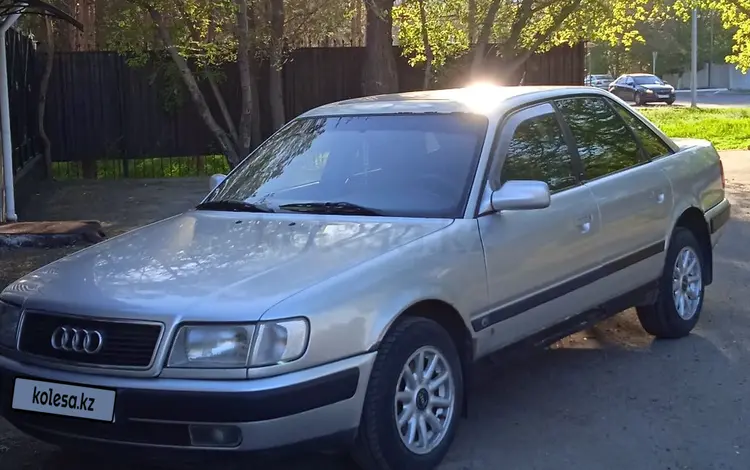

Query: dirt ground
(2, 155), (750, 470)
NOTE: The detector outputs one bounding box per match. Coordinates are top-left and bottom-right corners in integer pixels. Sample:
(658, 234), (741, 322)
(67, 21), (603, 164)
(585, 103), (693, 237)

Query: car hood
(2, 211), (452, 321)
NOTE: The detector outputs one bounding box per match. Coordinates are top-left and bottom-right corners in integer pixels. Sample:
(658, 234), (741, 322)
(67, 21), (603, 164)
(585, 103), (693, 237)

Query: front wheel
(666, 98), (675, 105)
(634, 92), (644, 106)
(352, 317), (464, 470)
(636, 228), (705, 339)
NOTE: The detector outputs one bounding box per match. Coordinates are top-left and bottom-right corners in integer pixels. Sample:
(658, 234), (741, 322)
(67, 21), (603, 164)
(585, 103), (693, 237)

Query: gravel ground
(1, 156), (750, 470)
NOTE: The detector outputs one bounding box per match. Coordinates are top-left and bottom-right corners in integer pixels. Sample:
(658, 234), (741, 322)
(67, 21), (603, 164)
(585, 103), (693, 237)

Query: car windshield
(594, 75), (613, 80)
(633, 75), (664, 85)
(204, 113), (488, 218)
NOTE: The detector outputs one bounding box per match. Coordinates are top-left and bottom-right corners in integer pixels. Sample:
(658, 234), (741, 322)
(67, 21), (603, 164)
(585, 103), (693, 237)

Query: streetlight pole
(709, 11), (714, 88)
(691, 7), (698, 108)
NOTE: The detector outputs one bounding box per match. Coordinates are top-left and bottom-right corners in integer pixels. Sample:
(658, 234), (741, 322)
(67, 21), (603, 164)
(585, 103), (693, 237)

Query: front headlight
(645, 89), (654, 94)
(167, 319), (309, 369)
(168, 325), (255, 368)
(0, 301), (21, 349)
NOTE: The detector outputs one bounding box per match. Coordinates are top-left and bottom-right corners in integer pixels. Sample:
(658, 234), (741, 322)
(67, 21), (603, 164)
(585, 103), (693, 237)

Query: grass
(639, 107), (750, 150)
(52, 155), (230, 180)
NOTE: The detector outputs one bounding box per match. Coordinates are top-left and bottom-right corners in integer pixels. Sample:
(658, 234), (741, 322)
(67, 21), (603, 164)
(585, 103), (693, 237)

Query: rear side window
(610, 101), (673, 159)
(501, 112), (577, 192)
(555, 96), (642, 180)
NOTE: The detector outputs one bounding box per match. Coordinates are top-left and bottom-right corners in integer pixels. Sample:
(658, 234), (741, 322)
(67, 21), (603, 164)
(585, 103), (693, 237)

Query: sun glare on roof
(456, 83), (505, 114)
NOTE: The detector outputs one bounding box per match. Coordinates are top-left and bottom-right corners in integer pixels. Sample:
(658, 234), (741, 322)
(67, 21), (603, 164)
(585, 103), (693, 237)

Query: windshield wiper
(279, 201), (385, 216)
(195, 200), (275, 213)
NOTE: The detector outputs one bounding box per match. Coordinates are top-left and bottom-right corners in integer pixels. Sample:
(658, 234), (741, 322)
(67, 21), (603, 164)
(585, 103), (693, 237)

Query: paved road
(2, 153), (750, 469)
(673, 90), (750, 108)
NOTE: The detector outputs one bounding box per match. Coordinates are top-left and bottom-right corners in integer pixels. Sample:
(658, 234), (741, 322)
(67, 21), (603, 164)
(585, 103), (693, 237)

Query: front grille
(18, 311), (162, 368)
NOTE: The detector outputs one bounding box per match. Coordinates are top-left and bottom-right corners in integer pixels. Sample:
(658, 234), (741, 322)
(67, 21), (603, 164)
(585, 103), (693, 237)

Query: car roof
(299, 85), (613, 120)
(625, 73), (656, 77)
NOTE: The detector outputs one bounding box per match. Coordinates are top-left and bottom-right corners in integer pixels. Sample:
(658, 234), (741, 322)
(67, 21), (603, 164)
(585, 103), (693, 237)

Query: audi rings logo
(50, 326), (104, 354)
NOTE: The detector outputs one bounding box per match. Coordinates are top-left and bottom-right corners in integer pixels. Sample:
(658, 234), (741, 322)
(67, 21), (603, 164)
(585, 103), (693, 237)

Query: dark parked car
(608, 73), (676, 106)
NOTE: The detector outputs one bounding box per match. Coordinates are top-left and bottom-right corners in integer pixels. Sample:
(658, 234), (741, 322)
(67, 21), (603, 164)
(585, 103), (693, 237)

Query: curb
(674, 88), (729, 94)
(0, 221), (106, 249)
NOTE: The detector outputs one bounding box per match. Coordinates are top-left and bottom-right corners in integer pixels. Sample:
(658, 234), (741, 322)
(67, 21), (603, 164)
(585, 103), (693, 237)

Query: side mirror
(209, 174), (227, 192)
(490, 180), (551, 212)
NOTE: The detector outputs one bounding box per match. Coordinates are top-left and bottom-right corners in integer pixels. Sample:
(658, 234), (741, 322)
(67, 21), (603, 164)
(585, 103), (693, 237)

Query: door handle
(576, 215), (592, 234)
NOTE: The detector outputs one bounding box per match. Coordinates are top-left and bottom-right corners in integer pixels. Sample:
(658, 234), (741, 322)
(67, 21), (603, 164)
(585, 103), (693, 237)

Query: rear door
(554, 95), (673, 297)
(609, 77), (626, 98)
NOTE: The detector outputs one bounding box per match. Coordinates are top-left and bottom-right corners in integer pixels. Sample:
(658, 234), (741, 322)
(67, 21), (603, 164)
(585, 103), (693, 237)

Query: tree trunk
(363, 0), (398, 95)
(352, 0), (363, 45)
(207, 74), (239, 144)
(148, 8), (241, 166)
(417, 0), (433, 89)
(248, 67), (263, 149)
(67, 0), (77, 50)
(246, 0), (263, 149)
(235, 0), (256, 157)
(268, 0), (285, 130)
(38, 17), (54, 179)
(468, 0), (476, 43)
(87, 0), (97, 49)
(77, 0), (94, 50)
(470, 0), (502, 79)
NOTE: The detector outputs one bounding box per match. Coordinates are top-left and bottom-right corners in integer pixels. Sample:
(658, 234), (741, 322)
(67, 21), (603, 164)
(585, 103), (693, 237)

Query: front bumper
(0, 352), (376, 457)
(641, 91), (675, 102)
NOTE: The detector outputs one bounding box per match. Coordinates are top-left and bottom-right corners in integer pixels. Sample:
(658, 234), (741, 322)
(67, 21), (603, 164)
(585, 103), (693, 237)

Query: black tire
(351, 317), (464, 470)
(666, 99), (675, 105)
(636, 227), (705, 339)
(634, 92), (644, 106)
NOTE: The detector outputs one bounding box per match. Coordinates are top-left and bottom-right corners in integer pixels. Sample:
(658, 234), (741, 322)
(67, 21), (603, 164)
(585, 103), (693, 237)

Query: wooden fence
(40, 42), (584, 179)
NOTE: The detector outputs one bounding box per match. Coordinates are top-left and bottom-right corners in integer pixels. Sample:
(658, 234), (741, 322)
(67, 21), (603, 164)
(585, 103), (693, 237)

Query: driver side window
(500, 112), (578, 192)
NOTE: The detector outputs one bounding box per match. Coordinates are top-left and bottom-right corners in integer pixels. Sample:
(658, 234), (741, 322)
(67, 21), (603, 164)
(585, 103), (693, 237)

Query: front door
(474, 103), (603, 355)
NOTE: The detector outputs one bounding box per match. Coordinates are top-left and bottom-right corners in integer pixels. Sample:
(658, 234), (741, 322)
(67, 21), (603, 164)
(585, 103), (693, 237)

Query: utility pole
(652, 51), (658, 75)
(709, 11), (714, 88)
(691, 7), (698, 108)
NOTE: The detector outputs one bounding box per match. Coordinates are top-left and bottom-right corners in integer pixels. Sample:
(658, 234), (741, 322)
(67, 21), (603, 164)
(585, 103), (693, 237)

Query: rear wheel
(352, 317), (463, 470)
(636, 227), (705, 338)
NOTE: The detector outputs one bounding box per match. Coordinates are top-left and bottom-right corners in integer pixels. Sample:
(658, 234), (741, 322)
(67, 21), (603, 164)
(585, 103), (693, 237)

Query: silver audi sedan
(0, 85), (729, 470)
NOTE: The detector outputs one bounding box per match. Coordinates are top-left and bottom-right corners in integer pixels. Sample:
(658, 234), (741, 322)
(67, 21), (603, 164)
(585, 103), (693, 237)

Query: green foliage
(106, 0), (238, 67)
(699, 0), (750, 71)
(393, 0), (468, 68)
(588, 10), (734, 76)
(393, 0), (658, 71)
